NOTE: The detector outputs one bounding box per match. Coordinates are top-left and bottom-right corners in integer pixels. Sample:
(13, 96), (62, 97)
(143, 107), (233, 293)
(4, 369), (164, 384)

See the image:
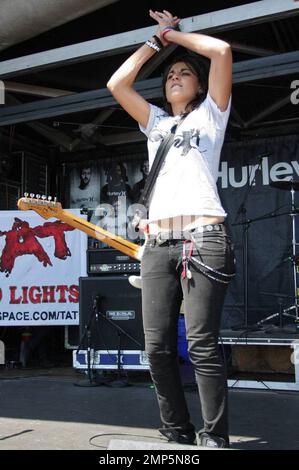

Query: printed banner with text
(0, 209), (86, 325)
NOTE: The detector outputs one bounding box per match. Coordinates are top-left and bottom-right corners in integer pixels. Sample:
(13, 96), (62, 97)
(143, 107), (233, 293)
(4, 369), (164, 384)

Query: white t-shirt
(139, 92), (231, 223)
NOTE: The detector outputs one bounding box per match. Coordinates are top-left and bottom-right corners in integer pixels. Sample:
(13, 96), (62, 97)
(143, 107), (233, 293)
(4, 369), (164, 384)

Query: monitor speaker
(79, 276), (144, 351)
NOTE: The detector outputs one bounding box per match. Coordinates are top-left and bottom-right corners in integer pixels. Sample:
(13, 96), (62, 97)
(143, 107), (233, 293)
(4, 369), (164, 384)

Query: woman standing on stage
(107, 9), (235, 448)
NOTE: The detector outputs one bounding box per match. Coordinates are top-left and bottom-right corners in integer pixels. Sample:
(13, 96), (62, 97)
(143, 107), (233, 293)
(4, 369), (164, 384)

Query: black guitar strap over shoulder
(132, 116), (186, 230)
(138, 126), (176, 207)
(139, 114), (187, 204)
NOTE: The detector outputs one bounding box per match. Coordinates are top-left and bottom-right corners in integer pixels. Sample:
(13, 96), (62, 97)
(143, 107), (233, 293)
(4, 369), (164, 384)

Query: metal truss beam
(245, 95), (291, 127)
(6, 94), (77, 151)
(4, 81), (74, 98)
(233, 50), (299, 83)
(0, 0), (298, 79)
(0, 51), (298, 127)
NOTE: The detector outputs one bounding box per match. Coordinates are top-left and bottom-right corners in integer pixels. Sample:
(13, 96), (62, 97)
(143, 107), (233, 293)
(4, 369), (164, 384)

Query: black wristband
(153, 35), (164, 49)
(145, 40), (161, 53)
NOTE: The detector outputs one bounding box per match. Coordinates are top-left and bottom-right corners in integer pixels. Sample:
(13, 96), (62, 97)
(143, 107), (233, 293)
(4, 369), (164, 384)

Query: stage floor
(0, 366), (299, 450)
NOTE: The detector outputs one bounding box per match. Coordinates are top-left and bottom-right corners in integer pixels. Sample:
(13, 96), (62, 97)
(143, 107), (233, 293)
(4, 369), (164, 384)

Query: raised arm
(149, 10), (232, 112)
(107, 14), (180, 128)
(107, 45), (154, 129)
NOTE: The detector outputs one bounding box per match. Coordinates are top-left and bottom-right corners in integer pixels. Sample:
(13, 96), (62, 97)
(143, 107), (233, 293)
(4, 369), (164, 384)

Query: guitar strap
(133, 116), (186, 229)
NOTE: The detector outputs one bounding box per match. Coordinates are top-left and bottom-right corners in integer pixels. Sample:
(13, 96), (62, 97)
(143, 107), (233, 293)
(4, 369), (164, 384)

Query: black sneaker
(198, 432), (229, 448)
(159, 426), (196, 445)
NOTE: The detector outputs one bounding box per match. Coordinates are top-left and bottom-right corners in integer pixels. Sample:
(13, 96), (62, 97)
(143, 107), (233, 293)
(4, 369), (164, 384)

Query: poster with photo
(69, 161), (101, 213)
(66, 155), (148, 245)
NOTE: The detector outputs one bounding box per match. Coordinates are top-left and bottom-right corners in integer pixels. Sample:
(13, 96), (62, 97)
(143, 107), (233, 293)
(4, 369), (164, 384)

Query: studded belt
(148, 223), (225, 244)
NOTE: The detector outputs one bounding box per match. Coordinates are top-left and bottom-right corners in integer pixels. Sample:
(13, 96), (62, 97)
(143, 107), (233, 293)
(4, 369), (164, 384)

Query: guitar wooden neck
(17, 196), (142, 260)
(58, 209), (141, 260)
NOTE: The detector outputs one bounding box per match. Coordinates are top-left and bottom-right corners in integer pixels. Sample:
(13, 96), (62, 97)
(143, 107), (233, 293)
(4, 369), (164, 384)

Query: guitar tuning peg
(54, 197), (57, 203)
(36, 194), (41, 199)
(41, 195), (47, 200)
(24, 192), (29, 197)
(30, 193), (35, 198)
(48, 196), (52, 201)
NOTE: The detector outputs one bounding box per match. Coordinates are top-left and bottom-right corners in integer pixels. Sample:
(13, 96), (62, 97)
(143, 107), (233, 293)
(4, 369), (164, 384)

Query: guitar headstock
(17, 193), (63, 220)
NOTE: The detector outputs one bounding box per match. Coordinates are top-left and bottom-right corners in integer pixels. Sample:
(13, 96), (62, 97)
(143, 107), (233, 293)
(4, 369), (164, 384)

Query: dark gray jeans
(141, 226), (235, 440)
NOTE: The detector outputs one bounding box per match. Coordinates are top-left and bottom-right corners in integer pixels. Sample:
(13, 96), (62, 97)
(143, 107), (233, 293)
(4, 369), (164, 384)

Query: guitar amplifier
(79, 276), (144, 351)
(87, 248), (140, 275)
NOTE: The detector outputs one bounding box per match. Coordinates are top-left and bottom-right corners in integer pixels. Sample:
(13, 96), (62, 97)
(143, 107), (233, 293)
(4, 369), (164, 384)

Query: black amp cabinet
(78, 276), (144, 351)
(72, 276), (148, 371)
(65, 249), (141, 350)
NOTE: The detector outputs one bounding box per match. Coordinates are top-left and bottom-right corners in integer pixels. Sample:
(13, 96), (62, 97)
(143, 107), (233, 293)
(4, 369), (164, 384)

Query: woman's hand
(149, 9), (180, 46)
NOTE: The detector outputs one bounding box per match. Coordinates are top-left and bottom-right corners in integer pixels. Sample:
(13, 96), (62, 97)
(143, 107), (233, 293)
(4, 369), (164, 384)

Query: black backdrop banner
(218, 134), (299, 328)
(63, 135), (298, 329)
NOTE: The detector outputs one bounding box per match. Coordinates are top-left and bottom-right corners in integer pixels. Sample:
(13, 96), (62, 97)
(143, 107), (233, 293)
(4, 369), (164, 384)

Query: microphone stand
(237, 208), (299, 332)
(232, 155), (266, 329)
(74, 296), (103, 387)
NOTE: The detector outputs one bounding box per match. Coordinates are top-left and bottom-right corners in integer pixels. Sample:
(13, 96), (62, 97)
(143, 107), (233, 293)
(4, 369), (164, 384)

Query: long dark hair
(162, 53), (209, 116)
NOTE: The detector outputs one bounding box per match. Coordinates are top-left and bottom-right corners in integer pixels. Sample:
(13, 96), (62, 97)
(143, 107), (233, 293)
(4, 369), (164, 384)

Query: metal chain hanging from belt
(179, 239), (235, 284)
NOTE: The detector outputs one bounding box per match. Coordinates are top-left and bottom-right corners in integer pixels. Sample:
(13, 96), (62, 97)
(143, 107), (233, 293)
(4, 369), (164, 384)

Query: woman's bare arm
(107, 11), (180, 128)
(150, 9), (232, 111)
